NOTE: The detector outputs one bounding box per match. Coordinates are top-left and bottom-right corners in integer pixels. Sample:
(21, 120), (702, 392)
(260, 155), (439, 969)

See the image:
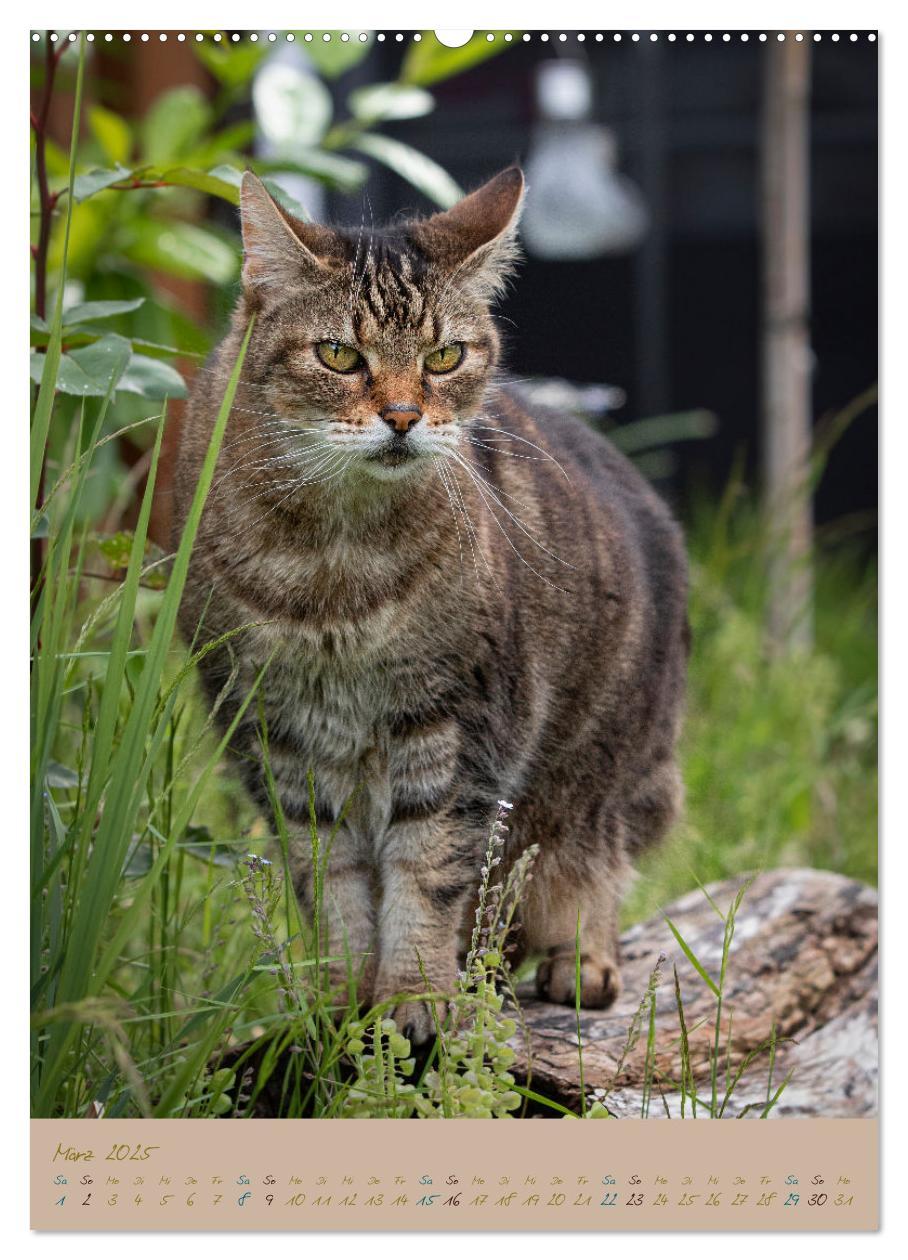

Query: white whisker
(431, 456), (467, 589)
(470, 421), (573, 483)
(447, 452), (572, 593)
(443, 459), (502, 595)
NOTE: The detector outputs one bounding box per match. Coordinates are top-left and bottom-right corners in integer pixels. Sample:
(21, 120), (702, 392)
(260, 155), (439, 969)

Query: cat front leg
(522, 836), (630, 1010)
(372, 816), (478, 1044)
(290, 822), (378, 1010)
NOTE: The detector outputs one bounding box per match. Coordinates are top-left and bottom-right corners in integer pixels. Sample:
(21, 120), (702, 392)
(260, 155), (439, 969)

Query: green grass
(623, 489), (877, 926)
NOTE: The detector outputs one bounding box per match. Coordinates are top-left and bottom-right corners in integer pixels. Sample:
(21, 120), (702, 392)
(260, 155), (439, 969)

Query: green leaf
(36, 316), (255, 1109)
(62, 297), (145, 326)
(662, 913), (721, 997)
(609, 410), (719, 456)
(252, 60), (333, 149)
(297, 31), (373, 79)
(30, 333), (132, 397)
(173, 163), (314, 220)
(261, 178), (309, 222)
(400, 31), (515, 87)
(185, 120), (255, 168)
(141, 86), (213, 164)
(158, 165), (241, 204)
(97, 530), (137, 569)
(89, 105), (132, 165)
(207, 162), (243, 190)
(122, 840), (154, 879)
(351, 133), (462, 208)
(42, 135), (70, 179)
(510, 1084), (580, 1117)
(255, 150), (367, 193)
(71, 164), (132, 203)
(117, 353), (187, 400)
(193, 39), (268, 88)
(182, 825), (243, 869)
(347, 82), (435, 125)
(34, 411), (168, 1114)
(125, 220), (238, 284)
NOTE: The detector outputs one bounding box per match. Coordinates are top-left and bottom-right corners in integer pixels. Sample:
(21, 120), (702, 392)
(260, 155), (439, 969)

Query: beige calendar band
(32, 1118), (878, 1231)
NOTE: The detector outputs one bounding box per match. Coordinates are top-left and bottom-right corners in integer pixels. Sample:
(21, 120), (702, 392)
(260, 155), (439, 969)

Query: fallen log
(510, 868), (877, 1118)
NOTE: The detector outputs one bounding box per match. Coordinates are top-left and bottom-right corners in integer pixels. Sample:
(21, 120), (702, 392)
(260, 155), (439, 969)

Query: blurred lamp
(522, 61), (649, 260)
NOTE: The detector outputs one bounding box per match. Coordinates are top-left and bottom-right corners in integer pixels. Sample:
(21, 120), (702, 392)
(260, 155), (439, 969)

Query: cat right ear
(411, 167), (526, 299)
(239, 172), (338, 292)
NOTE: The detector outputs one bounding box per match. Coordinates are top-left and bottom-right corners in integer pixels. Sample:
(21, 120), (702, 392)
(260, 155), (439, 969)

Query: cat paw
(535, 950), (621, 1009)
(390, 998), (446, 1047)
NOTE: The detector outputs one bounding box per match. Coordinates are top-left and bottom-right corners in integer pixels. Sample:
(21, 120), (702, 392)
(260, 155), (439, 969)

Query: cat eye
(316, 341), (363, 373)
(424, 343), (464, 374)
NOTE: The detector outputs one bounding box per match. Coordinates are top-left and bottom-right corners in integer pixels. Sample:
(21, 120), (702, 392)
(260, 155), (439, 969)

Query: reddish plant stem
(31, 33), (65, 597)
(32, 35), (63, 323)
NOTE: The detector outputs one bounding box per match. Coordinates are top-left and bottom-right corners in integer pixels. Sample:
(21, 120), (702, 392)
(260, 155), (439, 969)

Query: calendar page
(28, 25), (879, 1236)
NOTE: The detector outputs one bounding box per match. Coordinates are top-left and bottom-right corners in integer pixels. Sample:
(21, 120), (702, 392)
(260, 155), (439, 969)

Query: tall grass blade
(35, 319), (255, 1114)
(663, 913), (719, 997)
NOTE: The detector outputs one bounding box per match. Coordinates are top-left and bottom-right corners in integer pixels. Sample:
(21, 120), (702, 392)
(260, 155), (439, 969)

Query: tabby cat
(173, 167), (688, 1042)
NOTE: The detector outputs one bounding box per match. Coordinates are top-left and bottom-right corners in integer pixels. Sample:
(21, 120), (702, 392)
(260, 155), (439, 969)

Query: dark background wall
(324, 35), (878, 533)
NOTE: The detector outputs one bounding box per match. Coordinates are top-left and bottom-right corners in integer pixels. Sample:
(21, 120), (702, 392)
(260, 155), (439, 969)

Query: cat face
(237, 168), (524, 481)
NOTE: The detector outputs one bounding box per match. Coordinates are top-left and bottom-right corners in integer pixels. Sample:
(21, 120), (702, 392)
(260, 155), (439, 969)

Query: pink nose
(381, 404), (423, 433)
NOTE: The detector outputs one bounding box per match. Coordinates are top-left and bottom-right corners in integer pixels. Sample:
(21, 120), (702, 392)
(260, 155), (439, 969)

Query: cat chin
(357, 455), (429, 483)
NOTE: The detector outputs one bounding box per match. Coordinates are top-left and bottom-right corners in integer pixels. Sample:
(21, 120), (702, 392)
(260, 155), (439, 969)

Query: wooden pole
(761, 34), (813, 652)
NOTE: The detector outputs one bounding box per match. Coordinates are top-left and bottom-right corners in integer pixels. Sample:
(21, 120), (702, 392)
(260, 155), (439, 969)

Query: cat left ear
(239, 172), (340, 293)
(411, 167), (525, 298)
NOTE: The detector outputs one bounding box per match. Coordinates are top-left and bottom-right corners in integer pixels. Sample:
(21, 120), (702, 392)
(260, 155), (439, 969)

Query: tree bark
(512, 868), (877, 1118)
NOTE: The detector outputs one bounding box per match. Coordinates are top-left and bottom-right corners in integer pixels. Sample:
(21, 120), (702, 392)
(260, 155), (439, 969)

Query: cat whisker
(212, 438), (340, 496)
(215, 429), (315, 470)
(470, 421), (573, 483)
(227, 402), (339, 426)
(224, 451), (354, 526)
(455, 452), (576, 570)
(431, 456), (467, 589)
(221, 450), (344, 500)
(447, 452), (572, 593)
(437, 452), (498, 593)
(442, 459), (503, 595)
(467, 436), (551, 464)
(453, 450), (541, 516)
(218, 420), (301, 455)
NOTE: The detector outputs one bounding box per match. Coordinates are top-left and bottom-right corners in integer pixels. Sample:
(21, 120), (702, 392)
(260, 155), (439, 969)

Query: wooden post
(761, 35), (813, 652)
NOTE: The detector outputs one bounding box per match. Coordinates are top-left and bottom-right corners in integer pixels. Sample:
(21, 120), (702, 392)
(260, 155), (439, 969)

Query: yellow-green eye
(424, 343), (464, 374)
(316, 341), (363, 373)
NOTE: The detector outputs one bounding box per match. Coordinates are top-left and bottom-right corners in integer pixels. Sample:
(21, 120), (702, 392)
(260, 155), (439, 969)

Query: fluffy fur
(172, 168), (689, 1042)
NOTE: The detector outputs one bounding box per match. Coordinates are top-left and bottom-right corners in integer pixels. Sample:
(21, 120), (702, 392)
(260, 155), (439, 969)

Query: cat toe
(392, 999), (445, 1047)
(535, 951), (621, 1009)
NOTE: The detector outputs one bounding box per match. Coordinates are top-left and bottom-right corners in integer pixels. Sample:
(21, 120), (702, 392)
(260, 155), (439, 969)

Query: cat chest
(250, 629), (460, 836)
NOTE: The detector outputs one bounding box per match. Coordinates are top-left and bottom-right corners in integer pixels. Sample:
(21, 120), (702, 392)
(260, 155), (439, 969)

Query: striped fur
(172, 169), (689, 1041)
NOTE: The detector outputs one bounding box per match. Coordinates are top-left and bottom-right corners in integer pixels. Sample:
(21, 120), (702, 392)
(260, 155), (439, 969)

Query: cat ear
(412, 167), (525, 298)
(239, 171), (340, 291)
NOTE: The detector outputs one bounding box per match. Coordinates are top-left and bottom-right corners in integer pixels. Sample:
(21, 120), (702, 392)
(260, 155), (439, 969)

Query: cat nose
(381, 404), (423, 433)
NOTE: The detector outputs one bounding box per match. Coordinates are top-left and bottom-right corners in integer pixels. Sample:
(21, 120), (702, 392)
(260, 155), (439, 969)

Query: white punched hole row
(31, 31), (878, 45)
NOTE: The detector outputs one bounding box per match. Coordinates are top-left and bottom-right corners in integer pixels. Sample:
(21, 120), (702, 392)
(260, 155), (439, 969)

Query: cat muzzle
(381, 404), (423, 433)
